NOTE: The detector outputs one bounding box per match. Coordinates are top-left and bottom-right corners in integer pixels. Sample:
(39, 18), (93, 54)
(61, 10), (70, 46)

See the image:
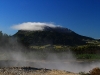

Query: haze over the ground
(1, 0), (100, 38)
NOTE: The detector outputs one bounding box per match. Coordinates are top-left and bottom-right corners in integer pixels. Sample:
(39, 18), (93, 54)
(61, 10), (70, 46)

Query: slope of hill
(13, 26), (94, 46)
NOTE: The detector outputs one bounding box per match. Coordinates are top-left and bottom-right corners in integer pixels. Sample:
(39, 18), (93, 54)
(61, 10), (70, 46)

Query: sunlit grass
(76, 54), (100, 59)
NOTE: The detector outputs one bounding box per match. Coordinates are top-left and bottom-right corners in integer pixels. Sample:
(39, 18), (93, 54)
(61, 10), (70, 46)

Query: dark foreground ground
(0, 67), (79, 75)
(0, 60), (99, 75)
(0, 60), (81, 75)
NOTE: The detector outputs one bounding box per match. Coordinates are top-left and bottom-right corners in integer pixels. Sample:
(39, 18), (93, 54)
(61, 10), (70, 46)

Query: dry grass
(0, 67), (79, 75)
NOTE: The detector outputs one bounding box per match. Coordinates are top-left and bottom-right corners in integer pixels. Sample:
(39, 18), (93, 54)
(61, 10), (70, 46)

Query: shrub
(89, 67), (100, 75)
(79, 72), (90, 75)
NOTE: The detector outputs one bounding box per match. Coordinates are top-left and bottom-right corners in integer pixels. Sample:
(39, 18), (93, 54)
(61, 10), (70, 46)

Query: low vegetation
(79, 67), (100, 75)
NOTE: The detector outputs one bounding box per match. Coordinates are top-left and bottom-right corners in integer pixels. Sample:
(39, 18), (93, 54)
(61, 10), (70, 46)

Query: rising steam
(1, 40), (100, 73)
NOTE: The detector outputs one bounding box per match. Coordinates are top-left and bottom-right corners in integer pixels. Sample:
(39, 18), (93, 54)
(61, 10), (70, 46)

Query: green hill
(13, 27), (94, 46)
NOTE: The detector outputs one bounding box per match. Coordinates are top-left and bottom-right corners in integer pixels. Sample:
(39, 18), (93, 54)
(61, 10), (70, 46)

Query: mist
(0, 49), (100, 73)
(0, 37), (100, 73)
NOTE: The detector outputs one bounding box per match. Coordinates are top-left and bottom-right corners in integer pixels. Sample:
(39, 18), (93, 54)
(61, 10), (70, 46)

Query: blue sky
(0, 0), (100, 38)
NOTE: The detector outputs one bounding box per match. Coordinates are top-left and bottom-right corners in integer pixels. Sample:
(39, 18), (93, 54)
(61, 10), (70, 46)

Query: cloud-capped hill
(11, 22), (73, 33)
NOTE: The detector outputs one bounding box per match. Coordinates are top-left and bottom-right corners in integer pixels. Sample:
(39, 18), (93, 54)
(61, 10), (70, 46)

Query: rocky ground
(0, 67), (79, 75)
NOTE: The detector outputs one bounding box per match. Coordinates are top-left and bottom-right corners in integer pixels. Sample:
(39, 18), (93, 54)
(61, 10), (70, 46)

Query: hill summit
(43, 26), (73, 33)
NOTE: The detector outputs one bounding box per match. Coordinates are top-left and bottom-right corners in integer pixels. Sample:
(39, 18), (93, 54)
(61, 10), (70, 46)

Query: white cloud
(11, 22), (61, 31)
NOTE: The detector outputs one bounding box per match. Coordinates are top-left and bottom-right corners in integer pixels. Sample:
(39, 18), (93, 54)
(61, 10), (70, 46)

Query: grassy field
(29, 44), (100, 60)
(76, 54), (100, 59)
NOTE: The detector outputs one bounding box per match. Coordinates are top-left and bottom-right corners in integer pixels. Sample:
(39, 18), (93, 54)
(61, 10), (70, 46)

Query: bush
(79, 72), (90, 75)
(89, 67), (100, 75)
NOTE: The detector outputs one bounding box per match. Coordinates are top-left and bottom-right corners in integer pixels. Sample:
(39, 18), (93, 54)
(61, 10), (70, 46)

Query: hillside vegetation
(0, 27), (100, 59)
(14, 30), (94, 46)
